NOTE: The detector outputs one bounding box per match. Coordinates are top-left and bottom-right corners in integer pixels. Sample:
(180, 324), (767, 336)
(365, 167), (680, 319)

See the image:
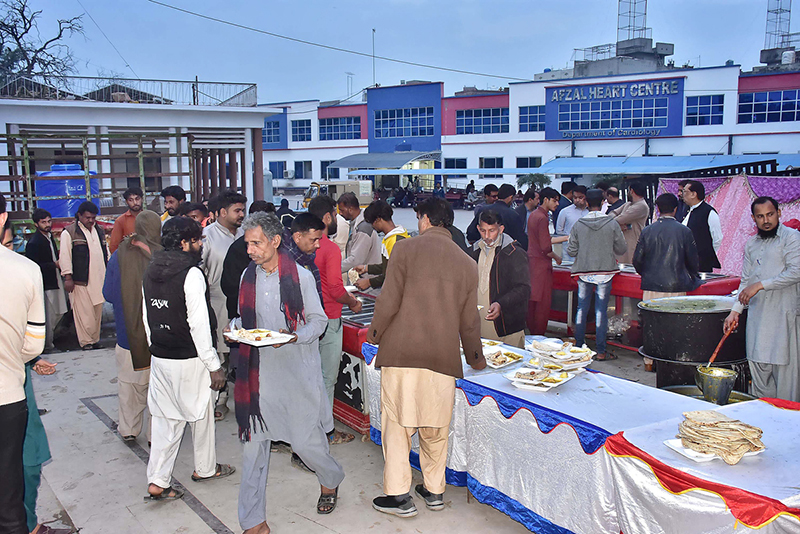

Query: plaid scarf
(235, 247), (306, 441)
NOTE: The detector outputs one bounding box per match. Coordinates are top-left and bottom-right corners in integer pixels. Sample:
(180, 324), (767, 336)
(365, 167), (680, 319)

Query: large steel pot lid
(638, 295), (737, 314)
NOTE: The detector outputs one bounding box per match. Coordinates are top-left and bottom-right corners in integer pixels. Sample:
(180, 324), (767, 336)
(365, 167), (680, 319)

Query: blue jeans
(575, 279), (612, 354)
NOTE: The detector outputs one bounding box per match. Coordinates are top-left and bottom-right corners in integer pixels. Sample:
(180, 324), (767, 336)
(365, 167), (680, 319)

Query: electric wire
(145, 0), (528, 82)
(76, 0), (140, 79)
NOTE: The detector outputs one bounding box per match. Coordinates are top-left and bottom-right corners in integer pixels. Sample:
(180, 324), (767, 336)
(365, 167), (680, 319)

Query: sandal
(317, 487), (338, 514)
(595, 352), (618, 361)
(191, 463), (236, 482)
(214, 404), (229, 421)
(145, 485), (184, 501)
(329, 430), (355, 445)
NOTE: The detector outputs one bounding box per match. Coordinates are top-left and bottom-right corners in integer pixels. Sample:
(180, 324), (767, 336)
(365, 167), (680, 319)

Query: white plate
(526, 359), (592, 371)
(663, 439), (765, 463)
(485, 351), (524, 369)
(344, 285), (358, 293)
(504, 369), (576, 389)
(224, 330), (295, 347)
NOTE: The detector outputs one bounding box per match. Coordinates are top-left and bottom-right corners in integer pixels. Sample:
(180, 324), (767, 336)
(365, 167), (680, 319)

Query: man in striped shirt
(0, 193), (46, 533)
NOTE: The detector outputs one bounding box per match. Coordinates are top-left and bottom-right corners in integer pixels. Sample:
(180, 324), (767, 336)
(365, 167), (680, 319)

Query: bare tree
(0, 0), (83, 84)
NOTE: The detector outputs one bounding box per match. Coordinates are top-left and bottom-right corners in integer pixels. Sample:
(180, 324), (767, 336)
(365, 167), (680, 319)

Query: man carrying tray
(235, 212), (344, 533)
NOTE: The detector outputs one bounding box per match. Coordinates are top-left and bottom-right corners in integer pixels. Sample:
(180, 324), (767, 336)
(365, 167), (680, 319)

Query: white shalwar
(143, 267), (222, 488)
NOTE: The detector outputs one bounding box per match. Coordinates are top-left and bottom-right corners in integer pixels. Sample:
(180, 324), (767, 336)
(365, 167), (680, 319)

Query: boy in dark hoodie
(566, 189), (628, 360)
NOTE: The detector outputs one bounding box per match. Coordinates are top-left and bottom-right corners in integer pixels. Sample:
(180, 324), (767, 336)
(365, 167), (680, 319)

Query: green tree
(0, 0), (83, 85)
(517, 173), (551, 190)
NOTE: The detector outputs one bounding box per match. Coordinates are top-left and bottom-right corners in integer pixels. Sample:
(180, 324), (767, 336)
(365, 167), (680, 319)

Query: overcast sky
(30, 0), (779, 104)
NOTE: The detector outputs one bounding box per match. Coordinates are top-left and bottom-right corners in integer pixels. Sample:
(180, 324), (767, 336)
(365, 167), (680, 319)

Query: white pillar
(244, 128), (254, 201)
(168, 127), (179, 186)
(99, 126), (111, 174)
(180, 127), (190, 192)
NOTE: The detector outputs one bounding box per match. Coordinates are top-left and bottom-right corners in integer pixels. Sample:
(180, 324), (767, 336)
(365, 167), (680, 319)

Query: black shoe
(414, 484), (444, 511)
(372, 494), (418, 517)
(38, 408), (49, 416)
(290, 452), (315, 473)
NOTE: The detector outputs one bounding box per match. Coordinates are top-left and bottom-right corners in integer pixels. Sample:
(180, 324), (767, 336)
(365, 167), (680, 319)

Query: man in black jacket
(25, 209), (68, 353)
(633, 193), (702, 299)
(469, 209), (530, 348)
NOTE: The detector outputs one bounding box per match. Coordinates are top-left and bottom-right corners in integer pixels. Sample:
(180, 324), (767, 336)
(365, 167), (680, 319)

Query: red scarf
(235, 246), (305, 441)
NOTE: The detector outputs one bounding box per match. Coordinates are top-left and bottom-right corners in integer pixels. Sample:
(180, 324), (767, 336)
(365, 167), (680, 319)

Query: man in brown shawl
(103, 210), (162, 441)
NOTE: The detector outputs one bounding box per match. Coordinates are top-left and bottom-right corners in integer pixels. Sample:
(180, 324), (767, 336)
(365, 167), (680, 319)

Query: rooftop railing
(0, 75), (257, 107)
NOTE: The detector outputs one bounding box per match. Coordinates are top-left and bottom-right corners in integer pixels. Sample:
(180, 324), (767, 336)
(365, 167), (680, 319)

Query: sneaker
(372, 494), (418, 517)
(414, 484), (444, 511)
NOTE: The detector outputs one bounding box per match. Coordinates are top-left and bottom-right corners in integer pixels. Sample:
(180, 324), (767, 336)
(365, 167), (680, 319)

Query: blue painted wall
(262, 110), (288, 150)
(367, 83), (443, 153)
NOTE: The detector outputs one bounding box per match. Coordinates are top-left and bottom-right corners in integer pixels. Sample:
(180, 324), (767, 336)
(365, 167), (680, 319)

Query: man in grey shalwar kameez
(235, 212), (344, 534)
(725, 196), (800, 401)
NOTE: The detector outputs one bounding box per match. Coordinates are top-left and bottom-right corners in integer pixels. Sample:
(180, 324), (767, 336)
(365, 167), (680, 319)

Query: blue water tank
(35, 164), (99, 218)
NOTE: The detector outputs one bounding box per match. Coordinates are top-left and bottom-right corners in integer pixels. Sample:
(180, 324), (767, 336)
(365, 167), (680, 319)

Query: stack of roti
(678, 410), (765, 465)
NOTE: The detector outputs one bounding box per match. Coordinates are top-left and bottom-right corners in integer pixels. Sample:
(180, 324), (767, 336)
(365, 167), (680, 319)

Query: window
(263, 121), (280, 144)
(516, 156), (542, 169)
(319, 117), (361, 140)
(456, 108), (509, 134)
(479, 157), (503, 179)
(294, 161), (312, 179)
(738, 90), (800, 124)
(444, 157), (467, 180)
(686, 95), (724, 126)
(557, 97), (669, 131)
(374, 106), (435, 138)
(519, 106), (546, 132)
(320, 160), (340, 179)
(291, 119), (312, 142)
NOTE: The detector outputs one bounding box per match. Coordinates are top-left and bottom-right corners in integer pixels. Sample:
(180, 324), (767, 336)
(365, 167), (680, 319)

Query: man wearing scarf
(103, 210), (161, 442)
(142, 217), (234, 501)
(236, 212), (343, 533)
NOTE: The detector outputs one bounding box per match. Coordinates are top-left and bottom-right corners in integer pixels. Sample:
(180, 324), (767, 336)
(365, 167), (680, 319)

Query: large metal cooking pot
(638, 295), (748, 389)
(639, 296), (747, 363)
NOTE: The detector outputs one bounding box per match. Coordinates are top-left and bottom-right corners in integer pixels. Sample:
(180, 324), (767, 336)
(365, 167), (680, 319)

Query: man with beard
(103, 211), (162, 443)
(109, 187), (144, 254)
(724, 197), (800, 401)
(59, 201), (108, 350)
(160, 186), (186, 225)
(308, 196), (362, 444)
(25, 209), (68, 353)
(236, 212), (343, 531)
(142, 217), (234, 501)
(202, 189), (247, 420)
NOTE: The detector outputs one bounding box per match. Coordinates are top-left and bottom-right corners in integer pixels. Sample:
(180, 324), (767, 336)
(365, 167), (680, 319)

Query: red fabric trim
(759, 397), (800, 411)
(605, 432), (800, 528)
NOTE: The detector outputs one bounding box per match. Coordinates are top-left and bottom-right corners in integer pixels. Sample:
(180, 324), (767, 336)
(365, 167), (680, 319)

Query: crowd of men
(2, 171), (800, 532)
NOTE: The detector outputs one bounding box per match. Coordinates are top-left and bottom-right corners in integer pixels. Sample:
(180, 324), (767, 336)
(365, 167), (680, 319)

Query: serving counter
(360, 340), (800, 533)
(551, 265), (741, 350)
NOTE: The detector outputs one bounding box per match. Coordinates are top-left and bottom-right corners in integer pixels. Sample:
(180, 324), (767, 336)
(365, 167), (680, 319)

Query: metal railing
(0, 75), (257, 107)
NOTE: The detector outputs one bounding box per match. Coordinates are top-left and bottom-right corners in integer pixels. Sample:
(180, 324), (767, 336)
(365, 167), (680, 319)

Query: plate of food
(484, 347), (524, 369)
(504, 369), (575, 390)
(224, 328), (295, 347)
(663, 439), (764, 463)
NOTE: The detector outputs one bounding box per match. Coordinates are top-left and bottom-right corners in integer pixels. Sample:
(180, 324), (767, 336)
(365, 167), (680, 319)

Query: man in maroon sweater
(308, 196), (362, 444)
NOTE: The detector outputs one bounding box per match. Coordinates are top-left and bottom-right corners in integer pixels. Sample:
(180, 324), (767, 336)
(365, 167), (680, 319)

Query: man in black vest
(142, 217), (233, 501)
(682, 181), (722, 272)
(25, 209), (68, 353)
(58, 201), (108, 350)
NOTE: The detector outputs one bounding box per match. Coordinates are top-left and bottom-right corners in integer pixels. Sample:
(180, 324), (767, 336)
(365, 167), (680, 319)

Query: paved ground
(28, 207), (655, 533)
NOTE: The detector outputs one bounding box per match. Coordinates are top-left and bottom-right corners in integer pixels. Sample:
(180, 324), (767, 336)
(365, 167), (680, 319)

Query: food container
(695, 366), (739, 405)
(638, 296), (748, 389)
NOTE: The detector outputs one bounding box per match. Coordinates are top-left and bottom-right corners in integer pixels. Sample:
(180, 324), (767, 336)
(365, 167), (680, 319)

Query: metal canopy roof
(347, 168), (543, 176)
(535, 154), (800, 175)
(329, 151), (441, 169)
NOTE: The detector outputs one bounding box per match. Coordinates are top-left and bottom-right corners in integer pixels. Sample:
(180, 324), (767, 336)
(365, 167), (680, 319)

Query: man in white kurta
(725, 197), (800, 402)
(142, 218), (233, 499)
(201, 191), (245, 419)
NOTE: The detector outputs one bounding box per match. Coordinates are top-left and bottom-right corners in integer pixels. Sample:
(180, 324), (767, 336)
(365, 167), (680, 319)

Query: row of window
(270, 157), (543, 181)
(738, 90), (800, 124)
(265, 91), (800, 144)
